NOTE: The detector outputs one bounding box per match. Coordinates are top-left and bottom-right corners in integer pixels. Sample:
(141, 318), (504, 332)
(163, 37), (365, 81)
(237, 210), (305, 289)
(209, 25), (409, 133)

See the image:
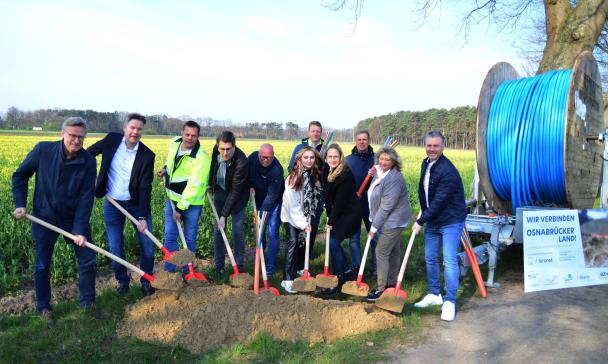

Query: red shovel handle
(356, 175), (373, 197)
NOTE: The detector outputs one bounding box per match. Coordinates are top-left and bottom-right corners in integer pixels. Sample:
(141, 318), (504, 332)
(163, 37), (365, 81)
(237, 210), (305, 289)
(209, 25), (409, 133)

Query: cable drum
(476, 51), (605, 215)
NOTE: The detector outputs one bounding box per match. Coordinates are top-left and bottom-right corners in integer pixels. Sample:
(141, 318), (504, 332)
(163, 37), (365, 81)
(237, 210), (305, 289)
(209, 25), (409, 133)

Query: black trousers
(284, 223), (308, 281)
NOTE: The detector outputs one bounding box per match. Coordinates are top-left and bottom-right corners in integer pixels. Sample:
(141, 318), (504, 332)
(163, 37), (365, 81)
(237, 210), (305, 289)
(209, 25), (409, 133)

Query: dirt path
(383, 270), (608, 364)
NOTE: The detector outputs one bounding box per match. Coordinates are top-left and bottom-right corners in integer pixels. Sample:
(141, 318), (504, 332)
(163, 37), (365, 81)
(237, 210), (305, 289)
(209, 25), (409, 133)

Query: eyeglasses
(259, 155), (274, 160)
(66, 133), (85, 141)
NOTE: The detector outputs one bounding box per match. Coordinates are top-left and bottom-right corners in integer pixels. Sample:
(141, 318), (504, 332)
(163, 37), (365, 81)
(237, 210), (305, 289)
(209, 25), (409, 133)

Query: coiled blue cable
(487, 69), (572, 210)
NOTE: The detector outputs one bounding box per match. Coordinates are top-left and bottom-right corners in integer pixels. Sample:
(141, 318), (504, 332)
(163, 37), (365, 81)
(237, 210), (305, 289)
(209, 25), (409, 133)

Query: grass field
(0, 133), (477, 363)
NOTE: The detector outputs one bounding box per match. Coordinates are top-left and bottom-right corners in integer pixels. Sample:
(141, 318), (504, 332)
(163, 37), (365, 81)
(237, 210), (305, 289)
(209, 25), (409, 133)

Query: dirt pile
(117, 285), (401, 353)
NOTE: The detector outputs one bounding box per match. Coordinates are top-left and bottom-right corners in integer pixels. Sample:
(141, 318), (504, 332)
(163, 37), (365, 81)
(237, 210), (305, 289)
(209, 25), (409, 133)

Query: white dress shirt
(423, 159), (437, 208)
(107, 137), (138, 201)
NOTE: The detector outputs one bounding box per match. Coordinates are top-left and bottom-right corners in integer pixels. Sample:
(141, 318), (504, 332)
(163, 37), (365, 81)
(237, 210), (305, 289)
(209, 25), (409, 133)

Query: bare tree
(330, 1), (608, 73)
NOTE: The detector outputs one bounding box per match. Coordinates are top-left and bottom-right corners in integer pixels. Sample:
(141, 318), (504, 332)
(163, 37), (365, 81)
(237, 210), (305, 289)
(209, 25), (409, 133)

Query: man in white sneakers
(412, 131), (467, 321)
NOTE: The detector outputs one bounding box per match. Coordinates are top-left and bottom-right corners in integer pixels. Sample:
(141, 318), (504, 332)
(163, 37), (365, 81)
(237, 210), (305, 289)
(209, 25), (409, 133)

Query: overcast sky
(0, 0), (529, 129)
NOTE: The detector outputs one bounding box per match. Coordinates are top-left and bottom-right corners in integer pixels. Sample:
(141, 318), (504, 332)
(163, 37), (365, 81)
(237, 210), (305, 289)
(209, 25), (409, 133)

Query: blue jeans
(213, 204), (246, 271)
(258, 203), (281, 274)
(424, 221), (464, 303)
(163, 199), (202, 272)
(103, 199), (154, 285)
(32, 221), (96, 311)
(329, 237), (348, 275)
(349, 229), (378, 272)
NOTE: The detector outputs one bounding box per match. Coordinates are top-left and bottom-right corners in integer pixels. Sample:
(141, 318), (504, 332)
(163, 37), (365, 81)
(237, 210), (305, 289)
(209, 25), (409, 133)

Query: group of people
(12, 115), (466, 324)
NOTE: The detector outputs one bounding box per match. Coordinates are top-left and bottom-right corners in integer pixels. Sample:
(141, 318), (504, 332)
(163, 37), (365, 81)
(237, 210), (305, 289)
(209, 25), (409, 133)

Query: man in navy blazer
(88, 113), (156, 296)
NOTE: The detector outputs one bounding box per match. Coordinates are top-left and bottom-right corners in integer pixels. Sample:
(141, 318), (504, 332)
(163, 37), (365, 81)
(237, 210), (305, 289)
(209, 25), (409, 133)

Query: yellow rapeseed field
(0, 133), (475, 293)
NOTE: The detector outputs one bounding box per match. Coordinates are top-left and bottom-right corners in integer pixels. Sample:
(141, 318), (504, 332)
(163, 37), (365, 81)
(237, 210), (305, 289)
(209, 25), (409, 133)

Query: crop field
(0, 133), (476, 294)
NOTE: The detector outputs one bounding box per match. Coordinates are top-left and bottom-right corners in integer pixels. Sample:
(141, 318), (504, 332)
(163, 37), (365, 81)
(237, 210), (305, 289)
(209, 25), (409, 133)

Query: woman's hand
(305, 225), (312, 233)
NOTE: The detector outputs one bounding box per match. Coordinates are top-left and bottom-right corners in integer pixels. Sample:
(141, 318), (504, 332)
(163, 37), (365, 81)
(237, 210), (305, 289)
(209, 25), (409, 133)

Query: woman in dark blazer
(321, 144), (362, 294)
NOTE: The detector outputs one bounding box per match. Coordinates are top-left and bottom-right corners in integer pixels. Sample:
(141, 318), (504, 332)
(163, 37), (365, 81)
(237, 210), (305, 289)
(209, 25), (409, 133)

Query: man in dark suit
(88, 113), (156, 296)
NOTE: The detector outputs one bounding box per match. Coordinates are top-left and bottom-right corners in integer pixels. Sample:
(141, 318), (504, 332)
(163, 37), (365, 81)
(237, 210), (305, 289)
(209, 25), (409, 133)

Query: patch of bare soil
(117, 285), (400, 353)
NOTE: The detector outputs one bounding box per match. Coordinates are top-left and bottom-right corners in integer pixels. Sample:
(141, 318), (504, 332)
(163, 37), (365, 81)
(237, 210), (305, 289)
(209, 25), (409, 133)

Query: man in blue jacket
(87, 113), (156, 296)
(248, 143), (284, 275)
(412, 130), (467, 321)
(345, 130), (377, 276)
(12, 117), (97, 325)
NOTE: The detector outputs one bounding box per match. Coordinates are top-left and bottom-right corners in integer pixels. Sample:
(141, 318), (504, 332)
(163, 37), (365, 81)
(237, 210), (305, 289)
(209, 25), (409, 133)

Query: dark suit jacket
(87, 132), (155, 218)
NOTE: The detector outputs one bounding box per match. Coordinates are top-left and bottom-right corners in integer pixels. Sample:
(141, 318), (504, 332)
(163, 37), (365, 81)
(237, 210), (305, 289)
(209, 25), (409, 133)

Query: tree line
(355, 106), (476, 149)
(0, 105), (478, 148)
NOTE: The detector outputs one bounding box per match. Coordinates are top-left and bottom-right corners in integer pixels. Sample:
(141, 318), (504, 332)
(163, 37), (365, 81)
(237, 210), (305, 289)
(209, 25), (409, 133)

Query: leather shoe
(82, 304), (110, 320)
(40, 309), (54, 328)
(116, 282), (129, 295)
(141, 282), (156, 296)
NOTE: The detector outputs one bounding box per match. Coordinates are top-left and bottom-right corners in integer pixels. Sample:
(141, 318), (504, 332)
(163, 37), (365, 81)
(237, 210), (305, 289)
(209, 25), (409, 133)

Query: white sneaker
(413, 293), (443, 308)
(281, 280), (298, 294)
(297, 269), (304, 277)
(441, 301), (456, 321)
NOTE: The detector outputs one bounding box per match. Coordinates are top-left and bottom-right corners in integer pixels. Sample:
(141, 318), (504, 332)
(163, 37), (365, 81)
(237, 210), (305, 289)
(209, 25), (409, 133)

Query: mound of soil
(117, 285), (400, 353)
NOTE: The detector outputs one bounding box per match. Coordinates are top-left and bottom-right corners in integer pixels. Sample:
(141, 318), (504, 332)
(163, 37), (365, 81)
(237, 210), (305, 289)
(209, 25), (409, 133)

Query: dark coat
(12, 141), (96, 236)
(417, 154), (467, 227)
(87, 132), (155, 218)
(323, 164), (362, 241)
(248, 151), (284, 211)
(209, 145), (249, 217)
(345, 145), (375, 228)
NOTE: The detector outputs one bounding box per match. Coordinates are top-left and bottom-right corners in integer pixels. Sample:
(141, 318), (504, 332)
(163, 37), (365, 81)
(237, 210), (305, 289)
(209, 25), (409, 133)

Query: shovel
(292, 219), (316, 292)
(315, 225), (338, 289)
(251, 192), (280, 296)
(25, 214), (182, 291)
(375, 225), (420, 313)
(206, 191), (253, 289)
(341, 235), (373, 296)
(105, 196), (176, 264)
(255, 210), (280, 296)
(168, 200), (208, 285)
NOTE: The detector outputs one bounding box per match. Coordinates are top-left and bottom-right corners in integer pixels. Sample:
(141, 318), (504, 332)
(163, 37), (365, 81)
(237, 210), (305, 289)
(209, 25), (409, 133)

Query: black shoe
(40, 309), (54, 328)
(366, 288), (383, 302)
(116, 282), (129, 295)
(82, 304), (110, 320)
(320, 286), (342, 296)
(141, 282), (156, 296)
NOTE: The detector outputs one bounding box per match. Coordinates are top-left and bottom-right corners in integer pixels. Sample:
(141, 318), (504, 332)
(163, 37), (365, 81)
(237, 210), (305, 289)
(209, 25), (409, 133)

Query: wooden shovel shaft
(394, 212), (422, 286)
(26, 214), (148, 279)
(358, 235), (373, 276)
(105, 196), (163, 249)
(206, 192), (238, 267)
(303, 218), (311, 278)
(168, 200), (188, 250)
(324, 225), (331, 268)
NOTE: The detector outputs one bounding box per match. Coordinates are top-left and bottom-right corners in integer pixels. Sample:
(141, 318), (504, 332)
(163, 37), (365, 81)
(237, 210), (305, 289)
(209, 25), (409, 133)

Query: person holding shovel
(87, 113), (156, 296)
(319, 144), (362, 295)
(12, 117), (97, 325)
(345, 130), (377, 276)
(365, 147), (412, 302)
(248, 143), (284, 275)
(280, 146), (323, 293)
(157, 120), (210, 273)
(412, 130), (467, 321)
(208, 130), (249, 273)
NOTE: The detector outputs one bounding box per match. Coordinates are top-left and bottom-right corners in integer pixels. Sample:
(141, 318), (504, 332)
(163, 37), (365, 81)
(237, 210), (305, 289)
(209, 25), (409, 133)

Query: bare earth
(383, 271), (608, 364)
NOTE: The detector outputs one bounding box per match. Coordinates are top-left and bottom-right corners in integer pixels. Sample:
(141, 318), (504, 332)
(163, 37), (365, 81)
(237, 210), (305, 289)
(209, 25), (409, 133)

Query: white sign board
(523, 209), (608, 292)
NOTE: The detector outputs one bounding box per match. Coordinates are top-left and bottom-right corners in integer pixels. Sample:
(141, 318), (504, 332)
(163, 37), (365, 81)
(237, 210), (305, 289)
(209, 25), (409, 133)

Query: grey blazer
(369, 169), (412, 232)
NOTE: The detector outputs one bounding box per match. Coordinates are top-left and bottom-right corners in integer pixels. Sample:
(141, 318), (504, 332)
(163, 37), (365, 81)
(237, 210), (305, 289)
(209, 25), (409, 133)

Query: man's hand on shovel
(72, 235), (87, 247)
(172, 209), (181, 222)
(13, 207), (26, 220)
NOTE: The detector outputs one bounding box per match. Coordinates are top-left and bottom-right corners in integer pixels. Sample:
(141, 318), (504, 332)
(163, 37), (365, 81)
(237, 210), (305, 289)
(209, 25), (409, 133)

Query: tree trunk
(539, 0), (608, 73)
